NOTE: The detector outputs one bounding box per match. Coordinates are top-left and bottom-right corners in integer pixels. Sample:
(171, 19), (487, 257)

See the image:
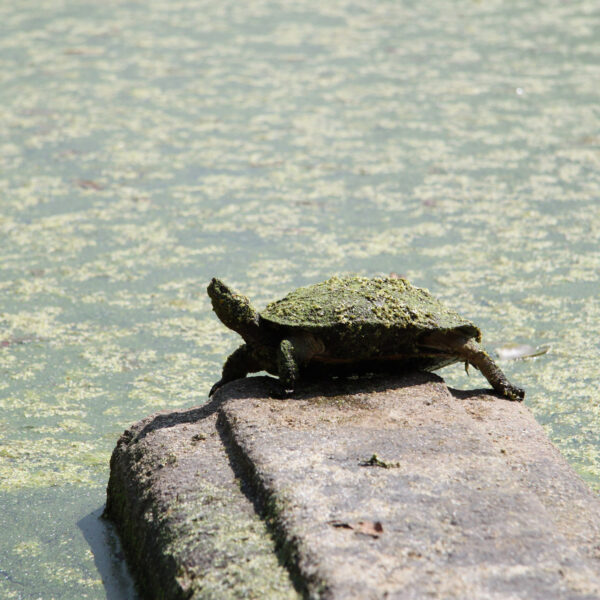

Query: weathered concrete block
(106, 374), (600, 599)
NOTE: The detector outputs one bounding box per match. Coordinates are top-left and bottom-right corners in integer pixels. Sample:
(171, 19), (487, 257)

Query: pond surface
(1, 0), (599, 597)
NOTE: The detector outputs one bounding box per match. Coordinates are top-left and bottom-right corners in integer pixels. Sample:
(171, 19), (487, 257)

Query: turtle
(207, 275), (525, 401)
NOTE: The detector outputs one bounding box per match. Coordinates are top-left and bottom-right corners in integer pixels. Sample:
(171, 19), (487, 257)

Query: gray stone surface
(106, 374), (600, 599)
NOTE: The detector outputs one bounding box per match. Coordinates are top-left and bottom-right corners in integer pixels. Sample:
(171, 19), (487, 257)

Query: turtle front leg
(277, 339), (300, 394)
(209, 344), (261, 397)
(276, 334), (323, 395)
(455, 338), (525, 401)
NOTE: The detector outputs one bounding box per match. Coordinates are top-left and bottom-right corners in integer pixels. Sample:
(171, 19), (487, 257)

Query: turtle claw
(208, 379), (224, 398)
(270, 382), (293, 399)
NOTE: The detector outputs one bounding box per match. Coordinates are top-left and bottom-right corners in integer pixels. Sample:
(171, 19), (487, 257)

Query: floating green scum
(208, 276), (524, 401)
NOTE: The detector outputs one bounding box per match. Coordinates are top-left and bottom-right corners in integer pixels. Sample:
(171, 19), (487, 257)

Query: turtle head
(207, 278), (261, 342)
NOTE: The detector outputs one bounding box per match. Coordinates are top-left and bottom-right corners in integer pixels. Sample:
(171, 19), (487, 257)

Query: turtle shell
(260, 276), (480, 360)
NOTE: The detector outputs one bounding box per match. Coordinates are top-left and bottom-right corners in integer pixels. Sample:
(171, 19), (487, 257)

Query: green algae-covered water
(1, 0), (599, 597)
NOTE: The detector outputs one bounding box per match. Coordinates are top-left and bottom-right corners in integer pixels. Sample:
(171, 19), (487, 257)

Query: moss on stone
(104, 411), (300, 600)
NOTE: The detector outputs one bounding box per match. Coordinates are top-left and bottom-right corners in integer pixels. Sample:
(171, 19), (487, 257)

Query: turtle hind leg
(209, 344), (261, 397)
(456, 338), (525, 401)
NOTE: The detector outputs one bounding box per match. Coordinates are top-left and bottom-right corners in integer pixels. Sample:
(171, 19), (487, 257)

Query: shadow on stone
(448, 386), (505, 401)
(215, 371), (440, 402)
(129, 394), (226, 442)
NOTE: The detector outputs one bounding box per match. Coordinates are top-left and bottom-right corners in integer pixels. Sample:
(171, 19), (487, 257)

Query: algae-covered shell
(260, 276), (480, 357)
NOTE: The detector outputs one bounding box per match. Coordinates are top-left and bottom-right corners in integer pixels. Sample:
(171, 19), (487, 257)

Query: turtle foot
(500, 383), (525, 402)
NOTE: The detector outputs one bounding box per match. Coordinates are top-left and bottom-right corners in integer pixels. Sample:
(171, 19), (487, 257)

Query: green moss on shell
(262, 276), (480, 340)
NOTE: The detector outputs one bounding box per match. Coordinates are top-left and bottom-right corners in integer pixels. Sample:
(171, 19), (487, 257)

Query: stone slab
(106, 373), (600, 599)
(219, 373), (600, 599)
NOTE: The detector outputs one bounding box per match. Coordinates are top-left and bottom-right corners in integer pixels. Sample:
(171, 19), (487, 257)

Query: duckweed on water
(0, 0), (599, 597)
